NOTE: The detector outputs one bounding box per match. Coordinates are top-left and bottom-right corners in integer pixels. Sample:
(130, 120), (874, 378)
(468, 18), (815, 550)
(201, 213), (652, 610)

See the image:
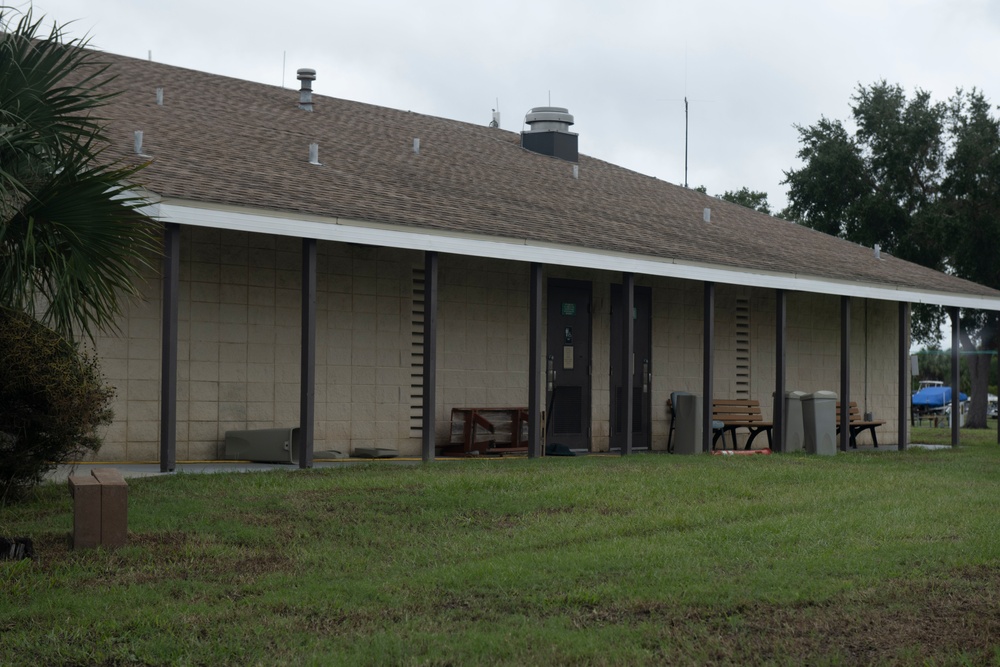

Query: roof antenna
(684, 45), (688, 188)
(678, 48), (714, 189)
(490, 98), (500, 128)
(282, 51), (286, 88)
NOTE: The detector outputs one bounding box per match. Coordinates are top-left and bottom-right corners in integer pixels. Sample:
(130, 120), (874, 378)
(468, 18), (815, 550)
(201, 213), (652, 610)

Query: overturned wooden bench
(837, 401), (885, 448)
(443, 407), (529, 456)
(713, 399), (773, 450)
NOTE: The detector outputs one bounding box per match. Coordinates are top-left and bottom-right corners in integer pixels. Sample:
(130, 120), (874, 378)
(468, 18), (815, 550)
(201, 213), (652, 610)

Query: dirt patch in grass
(566, 566), (1000, 665)
(26, 530), (296, 589)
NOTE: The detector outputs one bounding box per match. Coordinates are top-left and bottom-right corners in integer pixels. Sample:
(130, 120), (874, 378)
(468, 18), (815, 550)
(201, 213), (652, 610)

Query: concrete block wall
(435, 256), (531, 448)
(90, 259), (163, 462)
(652, 285), (902, 450)
(90, 227), (905, 461)
(748, 292), (902, 446)
(94, 227), (425, 460)
(854, 298), (904, 445)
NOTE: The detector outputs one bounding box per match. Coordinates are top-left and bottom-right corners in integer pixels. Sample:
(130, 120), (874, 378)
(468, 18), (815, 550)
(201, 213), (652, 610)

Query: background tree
(1, 8), (159, 499)
(719, 187), (771, 215)
(783, 82), (1000, 427)
(912, 347), (971, 394)
(1, 7), (159, 342)
(939, 91), (1000, 423)
(694, 185), (774, 216)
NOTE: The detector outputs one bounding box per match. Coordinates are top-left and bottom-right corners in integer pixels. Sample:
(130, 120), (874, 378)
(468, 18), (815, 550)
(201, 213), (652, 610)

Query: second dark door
(610, 284), (652, 451)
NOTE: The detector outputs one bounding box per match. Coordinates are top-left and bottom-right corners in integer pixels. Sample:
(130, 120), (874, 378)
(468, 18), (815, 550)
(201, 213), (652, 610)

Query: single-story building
(82, 51), (1000, 468)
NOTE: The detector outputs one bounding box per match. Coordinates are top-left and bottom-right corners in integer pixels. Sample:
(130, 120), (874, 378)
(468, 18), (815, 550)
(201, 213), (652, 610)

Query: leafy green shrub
(0, 307), (114, 503)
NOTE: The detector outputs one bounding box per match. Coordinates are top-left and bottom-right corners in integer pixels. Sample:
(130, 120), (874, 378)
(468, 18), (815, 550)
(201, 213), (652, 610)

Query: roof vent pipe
(297, 68), (316, 111)
(874, 243), (881, 259)
(309, 142), (320, 165)
(134, 130), (144, 155)
(156, 88), (163, 105)
(703, 208), (711, 223)
(413, 138), (420, 154)
(572, 164), (579, 179)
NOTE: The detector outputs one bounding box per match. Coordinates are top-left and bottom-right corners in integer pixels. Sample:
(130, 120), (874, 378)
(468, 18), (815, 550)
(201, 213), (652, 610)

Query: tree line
(709, 82), (1000, 428)
(1, 8), (159, 501)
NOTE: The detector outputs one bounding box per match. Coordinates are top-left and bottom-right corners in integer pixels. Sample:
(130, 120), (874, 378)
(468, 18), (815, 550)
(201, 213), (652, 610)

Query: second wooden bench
(836, 401), (885, 448)
(713, 399), (773, 450)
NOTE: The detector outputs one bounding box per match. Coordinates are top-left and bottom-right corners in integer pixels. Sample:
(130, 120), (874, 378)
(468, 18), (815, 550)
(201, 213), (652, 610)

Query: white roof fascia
(153, 201), (1000, 311)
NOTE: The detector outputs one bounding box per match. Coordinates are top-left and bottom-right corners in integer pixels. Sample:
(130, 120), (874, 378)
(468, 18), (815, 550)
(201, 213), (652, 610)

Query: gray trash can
(773, 390), (807, 452)
(802, 391), (838, 455)
(673, 393), (703, 455)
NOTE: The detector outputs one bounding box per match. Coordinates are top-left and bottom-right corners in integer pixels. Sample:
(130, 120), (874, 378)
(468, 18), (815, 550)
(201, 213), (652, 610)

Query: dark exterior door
(610, 284), (652, 451)
(546, 279), (592, 451)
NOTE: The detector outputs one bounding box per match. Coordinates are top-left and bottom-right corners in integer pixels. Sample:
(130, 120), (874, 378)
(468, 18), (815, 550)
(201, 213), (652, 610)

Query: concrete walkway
(48, 444), (953, 482)
(48, 457), (429, 482)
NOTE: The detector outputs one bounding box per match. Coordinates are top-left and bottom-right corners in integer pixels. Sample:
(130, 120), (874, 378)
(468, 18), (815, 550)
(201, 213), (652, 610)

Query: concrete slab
(48, 457), (431, 482)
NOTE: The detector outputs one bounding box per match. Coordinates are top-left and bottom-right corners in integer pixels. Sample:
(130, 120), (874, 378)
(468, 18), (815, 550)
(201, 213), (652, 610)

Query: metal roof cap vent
(525, 106), (574, 132)
(297, 68), (316, 111)
(521, 106), (579, 162)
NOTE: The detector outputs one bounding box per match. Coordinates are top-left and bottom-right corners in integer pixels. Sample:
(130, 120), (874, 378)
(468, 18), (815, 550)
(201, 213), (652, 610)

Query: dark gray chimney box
(521, 106), (578, 162)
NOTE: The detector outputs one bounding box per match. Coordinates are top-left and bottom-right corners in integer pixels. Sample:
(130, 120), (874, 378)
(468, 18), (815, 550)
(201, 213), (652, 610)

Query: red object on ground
(711, 448), (772, 456)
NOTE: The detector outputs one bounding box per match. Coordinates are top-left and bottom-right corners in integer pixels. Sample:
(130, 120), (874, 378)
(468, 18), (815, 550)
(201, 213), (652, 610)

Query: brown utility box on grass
(68, 475), (101, 549)
(68, 468), (128, 550)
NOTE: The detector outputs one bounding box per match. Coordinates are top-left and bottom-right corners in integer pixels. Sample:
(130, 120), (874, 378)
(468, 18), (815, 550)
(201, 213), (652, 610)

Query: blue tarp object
(911, 385), (968, 408)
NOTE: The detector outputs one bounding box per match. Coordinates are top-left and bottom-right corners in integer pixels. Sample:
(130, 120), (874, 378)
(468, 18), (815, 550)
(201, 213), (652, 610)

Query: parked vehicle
(912, 381), (968, 411)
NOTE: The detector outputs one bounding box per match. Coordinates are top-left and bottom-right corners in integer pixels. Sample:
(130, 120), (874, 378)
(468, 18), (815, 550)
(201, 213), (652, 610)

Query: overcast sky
(24, 0), (1000, 212)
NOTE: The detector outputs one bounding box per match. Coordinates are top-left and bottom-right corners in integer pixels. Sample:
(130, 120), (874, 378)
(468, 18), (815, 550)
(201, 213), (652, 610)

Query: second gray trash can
(775, 390), (807, 452)
(673, 393), (703, 455)
(802, 390), (838, 455)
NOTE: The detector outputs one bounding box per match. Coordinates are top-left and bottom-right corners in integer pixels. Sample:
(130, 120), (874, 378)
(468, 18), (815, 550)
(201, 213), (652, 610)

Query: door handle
(642, 358), (650, 394)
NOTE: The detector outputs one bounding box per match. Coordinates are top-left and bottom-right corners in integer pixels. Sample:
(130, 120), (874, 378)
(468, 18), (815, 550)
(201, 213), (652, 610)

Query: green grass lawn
(3, 434), (1000, 665)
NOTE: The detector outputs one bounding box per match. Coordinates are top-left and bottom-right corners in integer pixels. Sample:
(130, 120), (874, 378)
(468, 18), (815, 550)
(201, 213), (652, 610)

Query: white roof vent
(524, 106), (574, 133)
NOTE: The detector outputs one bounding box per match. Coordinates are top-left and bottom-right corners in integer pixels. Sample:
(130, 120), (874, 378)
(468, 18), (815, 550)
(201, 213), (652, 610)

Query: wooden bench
(442, 407), (529, 456)
(712, 399), (773, 450)
(836, 401), (885, 448)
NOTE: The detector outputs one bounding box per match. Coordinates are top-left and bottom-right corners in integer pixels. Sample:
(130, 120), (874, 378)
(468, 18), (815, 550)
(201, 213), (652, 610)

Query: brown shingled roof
(92, 50), (999, 300)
